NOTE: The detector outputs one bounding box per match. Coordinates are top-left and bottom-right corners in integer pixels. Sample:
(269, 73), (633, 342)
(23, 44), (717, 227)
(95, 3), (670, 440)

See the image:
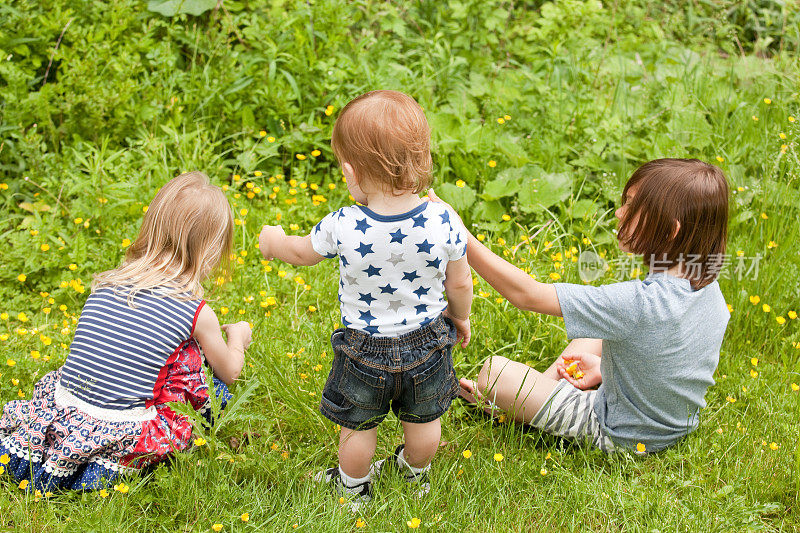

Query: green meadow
(1, 1), (799, 530)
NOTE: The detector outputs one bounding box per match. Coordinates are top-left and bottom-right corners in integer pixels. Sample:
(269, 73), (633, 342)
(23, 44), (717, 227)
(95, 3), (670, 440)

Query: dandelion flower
(750, 369), (758, 378)
(749, 295), (760, 305)
(760, 212), (768, 219)
(763, 98), (771, 105)
(726, 396), (736, 403)
(296, 154), (307, 160)
(789, 116), (796, 123)
(240, 513), (249, 522)
(325, 105), (335, 116)
(19, 480), (29, 490)
(0, 454), (9, 464)
(788, 311), (797, 320)
(751, 357), (758, 366)
(356, 518), (366, 528)
(267, 136), (275, 143)
(17, 274), (26, 282)
(497, 117), (505, 124)
(212, 524), (223, 532)
(462, 449), (472, 459)
(493, 453), (504, 462)
(456, 180), (466, 188)
(407, 517), (421, 529)
(769, 442), (779, 450)
(716, 156), (724, 163)
(762, 304), (771, 313)
(488, 160), (497, 168)
(636, 442), (646, 453)
(6, 359), (15, 367)
(791, 383), (799, 392)
(194, 437), (207, 446)
(311, 149), (321, 157)
(776, 316), (786, 325)
(540, 468), (547, 476)
(99, 489), (109, 498)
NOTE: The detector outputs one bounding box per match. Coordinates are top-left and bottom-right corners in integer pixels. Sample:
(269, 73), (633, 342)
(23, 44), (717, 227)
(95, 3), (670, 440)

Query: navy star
(354, 218), (372, 234)
(342, 316), (351, 327)
(340, 254), (350, 267)
(413, 286), (430, 299)
(420, 316), (434, 326)
(363, 264), (382, 277)
(426, 258), (441, 269)
(402, 270), (420, 283)
(389, 228), (407, 243)
(364, 325), (380, 335)
(359, 310), (376, 325)
(358, 292), (376, 305)
(412, 213), (428, 228)
(337, 209), (346, 219)
(355, 242), (374, 257)
(455, 233), (462, 245)
(439, 210), (450, 224)
(379, 283), (397, 294)
(415, 239), (434, 254)
(401, 318), (408, 325)
(313, 222), (322, 234)
(414, 304), (428, 315)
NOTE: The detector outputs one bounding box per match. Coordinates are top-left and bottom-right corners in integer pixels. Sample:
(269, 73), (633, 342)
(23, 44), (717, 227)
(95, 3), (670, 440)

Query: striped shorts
(529, 380), (616, 453)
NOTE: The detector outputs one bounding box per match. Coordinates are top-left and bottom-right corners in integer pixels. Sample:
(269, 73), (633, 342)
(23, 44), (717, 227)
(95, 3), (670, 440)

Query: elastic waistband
(343, 314), (450, 355)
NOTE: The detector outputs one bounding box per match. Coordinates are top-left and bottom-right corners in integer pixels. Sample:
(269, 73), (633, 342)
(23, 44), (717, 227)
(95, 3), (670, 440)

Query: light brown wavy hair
(617, 158), (729, 290)
(331, 90), (432, 194)
(93, 171), (234, 300)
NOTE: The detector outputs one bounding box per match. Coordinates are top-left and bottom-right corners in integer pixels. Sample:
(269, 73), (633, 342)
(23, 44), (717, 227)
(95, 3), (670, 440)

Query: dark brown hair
(618, 158), (729, 290)
(331, 90), (432, 194)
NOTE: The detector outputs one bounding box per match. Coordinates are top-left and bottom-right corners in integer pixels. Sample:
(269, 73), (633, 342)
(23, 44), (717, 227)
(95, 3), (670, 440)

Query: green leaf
(483, 167), (526, 200)
(495, 133), (530, 166)
(147, 0), (217, 17)
(436, 182), (477, 212)
(518, 169), (572, 213)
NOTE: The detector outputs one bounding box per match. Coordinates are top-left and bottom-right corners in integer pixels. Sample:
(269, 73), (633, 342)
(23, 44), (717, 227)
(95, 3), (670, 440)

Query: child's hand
(258, 225), (286, 260)
(443, 308), (471, 348)
(221, 321), (253, 351)
(556, 352), (601, 390)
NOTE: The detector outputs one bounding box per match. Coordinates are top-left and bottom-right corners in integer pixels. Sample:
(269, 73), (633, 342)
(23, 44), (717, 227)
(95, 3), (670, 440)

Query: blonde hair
(331, 90), (432, 194)
(93, 171), (234, 300)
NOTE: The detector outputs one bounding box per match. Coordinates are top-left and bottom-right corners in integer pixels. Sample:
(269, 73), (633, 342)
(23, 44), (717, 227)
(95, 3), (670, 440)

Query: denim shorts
(320, 314), (459, 430)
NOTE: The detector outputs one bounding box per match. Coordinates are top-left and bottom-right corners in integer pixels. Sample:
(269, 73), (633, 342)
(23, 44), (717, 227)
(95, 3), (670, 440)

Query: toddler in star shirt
(259, 90), (473, 505)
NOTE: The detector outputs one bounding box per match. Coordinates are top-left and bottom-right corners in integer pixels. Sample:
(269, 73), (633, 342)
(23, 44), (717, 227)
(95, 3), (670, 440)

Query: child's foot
(314, 466), (372, 511)
(458, 378), (482, 405)
(371, 444), (430, 498)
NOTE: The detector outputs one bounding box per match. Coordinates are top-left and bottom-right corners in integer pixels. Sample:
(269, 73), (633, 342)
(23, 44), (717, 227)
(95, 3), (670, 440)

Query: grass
(1, 0), (800, 531)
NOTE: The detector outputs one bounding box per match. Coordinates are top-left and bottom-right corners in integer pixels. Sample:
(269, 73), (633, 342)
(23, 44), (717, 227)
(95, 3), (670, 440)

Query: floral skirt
(0, 339), (230, 491)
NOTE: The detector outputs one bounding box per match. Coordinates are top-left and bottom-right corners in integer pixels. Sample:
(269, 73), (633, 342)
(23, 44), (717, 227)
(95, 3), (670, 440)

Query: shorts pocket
(412, 353), (447, 404)
(341, 357), (386, 410)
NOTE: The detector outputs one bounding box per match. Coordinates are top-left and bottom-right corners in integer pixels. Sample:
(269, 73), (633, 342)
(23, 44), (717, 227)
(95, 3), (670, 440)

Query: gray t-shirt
(554, 273), (729, 451)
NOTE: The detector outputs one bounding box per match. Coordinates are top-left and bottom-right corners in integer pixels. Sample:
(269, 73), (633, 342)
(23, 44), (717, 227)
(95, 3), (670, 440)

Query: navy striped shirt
(59, 287), (204, 411)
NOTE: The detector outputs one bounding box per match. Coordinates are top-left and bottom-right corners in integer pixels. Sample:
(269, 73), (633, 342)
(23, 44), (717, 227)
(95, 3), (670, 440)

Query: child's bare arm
(192, 305), (251, 385)
(443, 256), (472, 320)
(466, 232), (562, 316)
(444, 256), (472, 347)
(428, 189), (560, 316)
(259, 225), (324, 266)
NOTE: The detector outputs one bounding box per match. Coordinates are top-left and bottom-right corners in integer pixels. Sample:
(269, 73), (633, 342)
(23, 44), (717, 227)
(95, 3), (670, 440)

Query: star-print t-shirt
(310, 201), (467, 337)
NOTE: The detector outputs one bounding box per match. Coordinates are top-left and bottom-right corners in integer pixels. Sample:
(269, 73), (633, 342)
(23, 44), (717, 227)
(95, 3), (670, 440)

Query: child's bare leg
(461, 356), (560, 424)
(339, 427), (378, 478)
(542, 338), (603, 379)
(401, 419), (441, 468)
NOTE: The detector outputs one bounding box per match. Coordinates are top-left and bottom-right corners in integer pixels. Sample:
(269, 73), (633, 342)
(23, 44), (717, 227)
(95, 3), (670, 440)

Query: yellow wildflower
(493, 453), (504, 462)
(636, 442), (646, 453)
(462, 449), (472, 459)
(488, 160), (497, 168)
(407, 517), (421, 529)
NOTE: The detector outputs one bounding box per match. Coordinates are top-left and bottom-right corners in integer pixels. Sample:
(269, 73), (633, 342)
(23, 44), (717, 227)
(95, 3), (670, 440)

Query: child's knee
(479, 356), (509, 390)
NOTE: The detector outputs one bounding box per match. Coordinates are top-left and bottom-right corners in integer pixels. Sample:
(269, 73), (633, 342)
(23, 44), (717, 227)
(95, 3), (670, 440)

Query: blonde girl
(0, 172), (252, 491)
